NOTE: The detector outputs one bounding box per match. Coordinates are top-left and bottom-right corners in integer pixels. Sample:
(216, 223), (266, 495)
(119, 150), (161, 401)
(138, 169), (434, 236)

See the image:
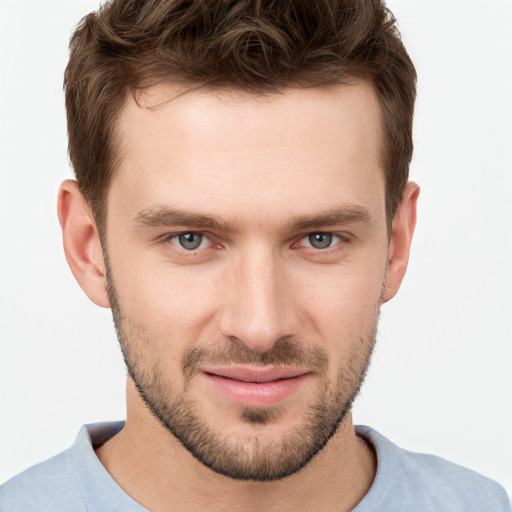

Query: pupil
(179, 233), (202, 250)
(309, 233), (332, 249)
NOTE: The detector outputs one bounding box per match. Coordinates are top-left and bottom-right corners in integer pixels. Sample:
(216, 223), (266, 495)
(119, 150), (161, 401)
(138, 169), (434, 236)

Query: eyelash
(162, 231), (351, 256)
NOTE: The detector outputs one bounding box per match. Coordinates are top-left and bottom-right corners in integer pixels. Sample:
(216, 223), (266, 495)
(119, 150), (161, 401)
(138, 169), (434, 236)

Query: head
(59, 0), (418, 481)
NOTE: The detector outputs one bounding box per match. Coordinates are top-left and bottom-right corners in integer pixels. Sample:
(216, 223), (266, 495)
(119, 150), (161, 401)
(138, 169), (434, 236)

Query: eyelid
(296, 231), (351, 246)
(292, 230), (353, 254)
(160, 229), (206, 239)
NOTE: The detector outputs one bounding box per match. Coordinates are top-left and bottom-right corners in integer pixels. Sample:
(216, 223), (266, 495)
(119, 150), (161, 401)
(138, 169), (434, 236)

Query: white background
(1, 0), (511, 495)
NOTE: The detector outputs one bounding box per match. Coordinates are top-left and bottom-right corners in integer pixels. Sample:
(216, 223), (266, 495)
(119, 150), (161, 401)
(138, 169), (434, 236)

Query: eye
(171, 232), (209, 251)
(300, 232), (343, 250)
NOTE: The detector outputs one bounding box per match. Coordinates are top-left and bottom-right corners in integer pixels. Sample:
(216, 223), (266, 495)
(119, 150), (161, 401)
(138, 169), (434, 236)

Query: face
(104, 83), (390, 481)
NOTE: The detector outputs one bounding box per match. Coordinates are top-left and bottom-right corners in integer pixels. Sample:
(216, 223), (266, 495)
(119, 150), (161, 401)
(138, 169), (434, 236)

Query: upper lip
(201, 365), (309, 383)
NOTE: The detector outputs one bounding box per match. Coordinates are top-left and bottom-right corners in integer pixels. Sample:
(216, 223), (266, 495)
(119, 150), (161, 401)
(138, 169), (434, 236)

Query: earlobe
(57, 180), (110, 308)
(382, 181), (420, 303)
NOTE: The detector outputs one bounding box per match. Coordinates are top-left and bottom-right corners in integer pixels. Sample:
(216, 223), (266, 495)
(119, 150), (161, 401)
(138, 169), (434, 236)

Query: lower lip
(201, 372), (311, 408)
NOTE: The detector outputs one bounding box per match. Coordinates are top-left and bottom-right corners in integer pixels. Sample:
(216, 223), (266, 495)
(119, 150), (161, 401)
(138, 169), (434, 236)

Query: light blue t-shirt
(0, 422), (509, 511)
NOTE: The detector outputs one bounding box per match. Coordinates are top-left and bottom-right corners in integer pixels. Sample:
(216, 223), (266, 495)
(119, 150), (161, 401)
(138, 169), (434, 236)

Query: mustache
(182, 338), (329, 379)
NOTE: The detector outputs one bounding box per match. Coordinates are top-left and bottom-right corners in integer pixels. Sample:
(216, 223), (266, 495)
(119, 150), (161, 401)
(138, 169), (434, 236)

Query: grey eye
(308, 233), (333, 249)
(178, 233), (204, 250)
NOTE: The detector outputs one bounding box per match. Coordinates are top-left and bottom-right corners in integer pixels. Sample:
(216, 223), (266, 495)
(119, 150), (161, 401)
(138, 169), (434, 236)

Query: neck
(95, 383), (376, 512)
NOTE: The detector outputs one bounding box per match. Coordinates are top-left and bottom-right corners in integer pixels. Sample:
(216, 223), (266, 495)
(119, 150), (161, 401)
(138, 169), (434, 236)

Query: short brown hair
(64, 0), (416, 230)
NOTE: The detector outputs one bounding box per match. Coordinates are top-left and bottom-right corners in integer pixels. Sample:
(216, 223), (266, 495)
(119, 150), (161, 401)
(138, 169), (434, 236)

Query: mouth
(199, 365), (311, 408)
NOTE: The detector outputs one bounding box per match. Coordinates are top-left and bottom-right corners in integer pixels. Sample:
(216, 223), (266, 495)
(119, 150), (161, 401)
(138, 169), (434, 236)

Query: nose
(218, 246), (299, 353)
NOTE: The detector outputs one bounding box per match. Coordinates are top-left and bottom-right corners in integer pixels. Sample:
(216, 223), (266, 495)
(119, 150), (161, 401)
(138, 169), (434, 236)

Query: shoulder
(398, 448), (509, 510)
(356, 425), (511, 512)
(0, 422), (128, 512)
(0, 448), (85, 512)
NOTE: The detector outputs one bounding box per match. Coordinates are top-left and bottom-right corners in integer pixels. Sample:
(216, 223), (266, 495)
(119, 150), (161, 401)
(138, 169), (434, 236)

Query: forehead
(110, 82), (385, 227)
(121, 81), (382, 154)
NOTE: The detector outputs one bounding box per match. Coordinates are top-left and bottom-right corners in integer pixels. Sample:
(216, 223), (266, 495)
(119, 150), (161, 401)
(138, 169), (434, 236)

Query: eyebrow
(133, 207), (234, 231)
(286, 205), (371, 231)
(133, 204), (371, 232)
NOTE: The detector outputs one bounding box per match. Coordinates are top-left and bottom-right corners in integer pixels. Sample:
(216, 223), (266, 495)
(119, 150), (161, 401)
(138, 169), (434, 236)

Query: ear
(382, 181), (420, 303)
(57, 180), (110, 308)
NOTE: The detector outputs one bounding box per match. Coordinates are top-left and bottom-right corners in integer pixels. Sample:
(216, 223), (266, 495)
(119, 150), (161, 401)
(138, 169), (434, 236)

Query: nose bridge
(219, 243), (296, 352)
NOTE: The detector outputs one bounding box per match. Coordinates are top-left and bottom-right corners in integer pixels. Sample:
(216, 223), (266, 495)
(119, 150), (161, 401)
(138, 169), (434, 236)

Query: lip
(200, 365), (311, 408)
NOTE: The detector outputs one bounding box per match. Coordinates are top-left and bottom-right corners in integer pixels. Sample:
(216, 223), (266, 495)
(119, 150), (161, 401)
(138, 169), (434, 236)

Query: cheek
(108, 248), (224, 349)
(294, 259), (384, 350)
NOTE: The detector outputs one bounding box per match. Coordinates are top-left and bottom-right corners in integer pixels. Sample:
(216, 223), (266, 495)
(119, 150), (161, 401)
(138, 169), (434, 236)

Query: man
(0, 0), (509, 510)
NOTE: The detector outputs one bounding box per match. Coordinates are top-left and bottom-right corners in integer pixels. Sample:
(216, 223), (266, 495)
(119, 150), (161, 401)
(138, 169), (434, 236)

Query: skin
(58, 82), (419, 512)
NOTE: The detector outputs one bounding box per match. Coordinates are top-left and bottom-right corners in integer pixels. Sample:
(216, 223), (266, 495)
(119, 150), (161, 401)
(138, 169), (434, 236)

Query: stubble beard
(105, 266), (378, 481)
